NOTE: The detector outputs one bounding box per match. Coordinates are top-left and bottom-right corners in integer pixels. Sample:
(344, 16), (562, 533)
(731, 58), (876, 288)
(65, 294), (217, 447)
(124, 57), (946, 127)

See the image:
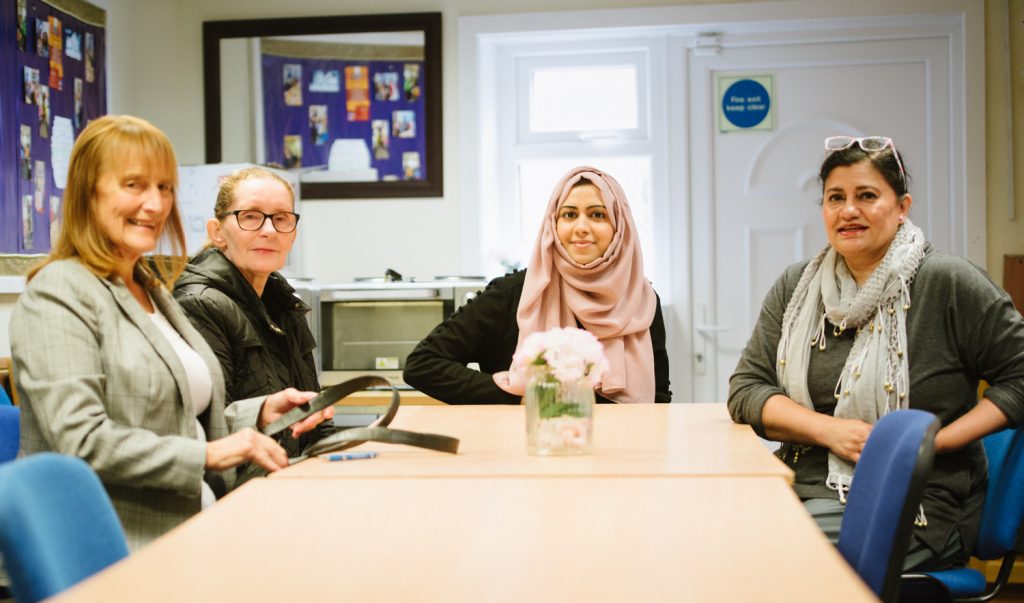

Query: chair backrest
(0, 357), (17, 406)
(974, 425), (1024, 559)
(0, 405), (19, 463)
(0, 453), (129, 603)
(837, 409), (939, 603)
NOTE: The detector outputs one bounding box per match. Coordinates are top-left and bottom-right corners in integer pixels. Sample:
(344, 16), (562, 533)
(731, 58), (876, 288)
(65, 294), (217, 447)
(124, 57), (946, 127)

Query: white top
(147, 299), (216, 509)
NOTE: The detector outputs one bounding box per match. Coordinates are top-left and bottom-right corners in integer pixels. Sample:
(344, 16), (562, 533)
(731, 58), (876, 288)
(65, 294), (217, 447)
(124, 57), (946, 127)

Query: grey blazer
(11, 259), (264, 550)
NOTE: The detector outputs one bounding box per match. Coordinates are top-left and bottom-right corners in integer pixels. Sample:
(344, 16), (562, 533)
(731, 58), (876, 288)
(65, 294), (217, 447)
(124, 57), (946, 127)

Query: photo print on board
(309, 105), (328, 146)
(85, 32), (94, 82)
(20, 125), (31, 180)
(65, 27), (81, 59)
(392, 110), (416, 139)
(38, 85), (50, 138)
(33, 161), (46, 213)
(35, 18), (48, 57)
(402, 152), (421, 180)
(48, 16), (62, 90)
(16, 0), (27, 51)
(22, 195), (34, 250)
(65, 28), (82, 60)
(309, 69), (340, 93)
(283, 135), (302, 169)
(23, 66), (39, 104)
(283, 64), (302, 106)
(403, 64), (421, 102)
(374, 71), (399, 101)
(371, 119), (390, 160)
(74, 78), (83, 128)
(345, 66), (370, 121)
(50, 196), (62, 244)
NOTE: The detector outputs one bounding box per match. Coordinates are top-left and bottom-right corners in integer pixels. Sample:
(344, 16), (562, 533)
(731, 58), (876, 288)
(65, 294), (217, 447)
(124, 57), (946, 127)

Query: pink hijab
(495, 166), (657, 403)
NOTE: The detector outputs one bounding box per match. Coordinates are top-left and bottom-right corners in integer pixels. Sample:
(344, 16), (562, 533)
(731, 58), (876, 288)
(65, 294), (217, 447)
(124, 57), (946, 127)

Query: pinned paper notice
(51, 115), (73, 189)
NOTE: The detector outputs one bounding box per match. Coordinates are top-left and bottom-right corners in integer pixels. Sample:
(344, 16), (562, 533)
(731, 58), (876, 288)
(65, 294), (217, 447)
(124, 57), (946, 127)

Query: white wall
(102, 0), (756, 284)
(106, 0), (992, 287)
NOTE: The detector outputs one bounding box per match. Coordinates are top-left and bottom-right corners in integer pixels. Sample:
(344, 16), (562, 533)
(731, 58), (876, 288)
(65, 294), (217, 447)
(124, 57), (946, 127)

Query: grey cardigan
(11, 259), (264, 550)
(728, 247), (1024, 554)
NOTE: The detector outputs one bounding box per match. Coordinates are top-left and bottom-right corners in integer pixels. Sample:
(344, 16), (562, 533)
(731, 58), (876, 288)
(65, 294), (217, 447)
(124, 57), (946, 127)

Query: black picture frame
(202, 12), (442, 199)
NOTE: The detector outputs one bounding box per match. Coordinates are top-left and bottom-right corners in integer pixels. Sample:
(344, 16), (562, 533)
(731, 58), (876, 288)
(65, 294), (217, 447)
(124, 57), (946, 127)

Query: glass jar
(524, 368), (595, 455)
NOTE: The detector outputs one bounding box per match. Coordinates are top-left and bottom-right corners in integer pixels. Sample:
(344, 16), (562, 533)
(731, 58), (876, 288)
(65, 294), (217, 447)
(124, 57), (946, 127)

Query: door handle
(695, 324), (728, 335)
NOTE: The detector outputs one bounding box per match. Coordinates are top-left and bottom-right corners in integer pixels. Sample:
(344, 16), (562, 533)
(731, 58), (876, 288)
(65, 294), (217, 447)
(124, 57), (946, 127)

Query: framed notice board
(0, 0), (107, 254)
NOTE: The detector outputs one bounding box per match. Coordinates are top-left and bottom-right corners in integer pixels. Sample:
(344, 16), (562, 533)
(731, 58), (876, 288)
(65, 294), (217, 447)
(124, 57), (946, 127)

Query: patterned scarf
(776, 220), (926, 499)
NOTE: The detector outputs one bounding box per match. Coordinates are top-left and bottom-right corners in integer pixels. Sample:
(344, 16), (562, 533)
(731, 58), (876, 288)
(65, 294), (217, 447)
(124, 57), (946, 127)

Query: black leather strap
(301, 426), (460, 458)
(262, 375), (460, 463)
(261, 375), (397, 438)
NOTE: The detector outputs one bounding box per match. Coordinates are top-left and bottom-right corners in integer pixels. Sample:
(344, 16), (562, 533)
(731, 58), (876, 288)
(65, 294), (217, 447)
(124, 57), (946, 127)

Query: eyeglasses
(824, 135), (906, 190)
(225, 209), (300, 233)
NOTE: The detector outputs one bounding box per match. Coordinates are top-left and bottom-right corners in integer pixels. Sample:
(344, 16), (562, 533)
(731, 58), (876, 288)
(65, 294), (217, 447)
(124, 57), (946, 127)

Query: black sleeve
(651, 294), (672, 403)
(403, 275), (522, 405)
(174, 289), (237, 387)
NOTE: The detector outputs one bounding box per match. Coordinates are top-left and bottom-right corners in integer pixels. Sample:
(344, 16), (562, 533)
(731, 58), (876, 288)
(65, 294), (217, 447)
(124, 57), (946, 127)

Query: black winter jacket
(173, 248), (331, 455)
(403, 270), (671, 404)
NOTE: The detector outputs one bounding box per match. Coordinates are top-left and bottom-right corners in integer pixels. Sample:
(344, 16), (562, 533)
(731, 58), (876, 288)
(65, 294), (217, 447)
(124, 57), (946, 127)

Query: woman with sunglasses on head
(728, 136), (1024, 571)
(10, 117), (332, 550)
(174, 167), (334, 459)
(404, 166), (670, 404)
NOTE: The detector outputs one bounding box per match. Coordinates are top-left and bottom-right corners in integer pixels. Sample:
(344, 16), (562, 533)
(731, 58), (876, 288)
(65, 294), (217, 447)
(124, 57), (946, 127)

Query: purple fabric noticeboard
(261, 53), (426, 182)
(0, 0), (106, 253)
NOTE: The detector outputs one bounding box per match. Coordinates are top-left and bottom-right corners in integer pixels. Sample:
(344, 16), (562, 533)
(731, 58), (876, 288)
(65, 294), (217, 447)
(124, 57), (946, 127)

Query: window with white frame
(476, 35), (667, 279)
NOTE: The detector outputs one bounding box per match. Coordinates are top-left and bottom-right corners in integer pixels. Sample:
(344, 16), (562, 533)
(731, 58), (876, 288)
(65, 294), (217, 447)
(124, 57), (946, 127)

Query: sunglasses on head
(824, 136), (907, 191)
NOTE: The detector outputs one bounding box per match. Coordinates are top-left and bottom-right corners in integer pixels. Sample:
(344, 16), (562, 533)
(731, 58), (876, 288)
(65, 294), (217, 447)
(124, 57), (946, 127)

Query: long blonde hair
(29, 115), (187, 287)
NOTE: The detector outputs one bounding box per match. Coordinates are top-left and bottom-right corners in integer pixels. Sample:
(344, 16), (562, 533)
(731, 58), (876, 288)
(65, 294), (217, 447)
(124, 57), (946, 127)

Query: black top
(173, 248), (332, 455)
(403, 270), (671, 404)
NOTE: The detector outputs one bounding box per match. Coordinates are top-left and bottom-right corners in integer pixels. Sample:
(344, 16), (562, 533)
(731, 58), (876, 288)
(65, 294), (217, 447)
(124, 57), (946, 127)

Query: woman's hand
(823, 418), (873, 462)
(762, 395), (872, 461)
(493, 370), (527, 396)
(256, 388), (335, 439)
(205, 429), (289, 472)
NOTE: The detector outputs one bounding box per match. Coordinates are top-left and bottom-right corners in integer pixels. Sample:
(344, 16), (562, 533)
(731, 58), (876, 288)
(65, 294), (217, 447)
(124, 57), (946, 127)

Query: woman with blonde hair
(404, 166), (670, 404)
(175, 167), (332, 457)
(11, 115), (331, 550)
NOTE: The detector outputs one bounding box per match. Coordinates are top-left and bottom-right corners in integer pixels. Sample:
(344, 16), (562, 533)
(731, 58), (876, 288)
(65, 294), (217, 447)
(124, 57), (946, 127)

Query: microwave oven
(316, 279), (487, 382)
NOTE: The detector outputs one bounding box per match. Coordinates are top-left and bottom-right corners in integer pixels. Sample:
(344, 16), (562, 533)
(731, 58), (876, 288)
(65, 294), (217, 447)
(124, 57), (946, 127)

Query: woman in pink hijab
(404, 166), (670, 404)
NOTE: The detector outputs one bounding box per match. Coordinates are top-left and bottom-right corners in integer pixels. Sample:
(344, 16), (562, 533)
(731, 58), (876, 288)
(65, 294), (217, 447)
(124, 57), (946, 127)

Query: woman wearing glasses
(10, 117), (331, 550)
(728, 136), (1024, 571)
(174, 167), (332, 459)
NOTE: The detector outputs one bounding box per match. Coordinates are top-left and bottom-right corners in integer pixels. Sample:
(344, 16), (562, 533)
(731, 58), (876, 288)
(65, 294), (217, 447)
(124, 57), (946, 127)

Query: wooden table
(275, 403), (793, 482)
(56, 476), (875, 602)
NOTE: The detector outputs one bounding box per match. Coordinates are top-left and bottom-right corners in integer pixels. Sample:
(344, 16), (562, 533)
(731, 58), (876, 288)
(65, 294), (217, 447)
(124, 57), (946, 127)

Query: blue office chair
(0, 453), (129, 603)
(900, 425), (1024, 602)
(837, 409), (939, 603)
(0, 405), (18, 464)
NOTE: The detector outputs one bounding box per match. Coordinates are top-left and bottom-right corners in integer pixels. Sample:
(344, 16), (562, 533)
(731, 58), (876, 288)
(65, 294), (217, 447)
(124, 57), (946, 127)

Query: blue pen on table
(324, 451), (378, 462)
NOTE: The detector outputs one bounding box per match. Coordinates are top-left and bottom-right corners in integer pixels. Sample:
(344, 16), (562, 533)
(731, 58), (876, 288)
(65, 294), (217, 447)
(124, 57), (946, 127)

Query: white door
(688, 29), (964, 402)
